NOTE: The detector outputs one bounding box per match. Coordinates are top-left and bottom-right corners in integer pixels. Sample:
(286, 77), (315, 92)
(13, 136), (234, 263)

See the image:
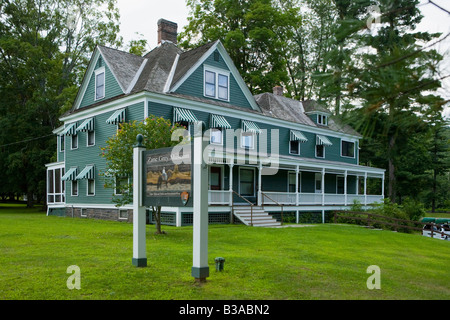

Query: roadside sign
(143, 144), (192, 207)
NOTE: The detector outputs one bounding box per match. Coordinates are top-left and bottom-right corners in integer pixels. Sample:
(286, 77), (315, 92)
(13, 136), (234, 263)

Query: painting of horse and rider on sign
(146, 163), (191, 193)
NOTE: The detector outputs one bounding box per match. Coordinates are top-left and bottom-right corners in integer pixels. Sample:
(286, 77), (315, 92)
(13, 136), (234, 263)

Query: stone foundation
(65, 207), (134, 223)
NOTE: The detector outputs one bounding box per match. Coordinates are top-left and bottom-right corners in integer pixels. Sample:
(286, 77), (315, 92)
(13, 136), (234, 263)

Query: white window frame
(314, 173), (322, 193)
(80, 208), (87, 217)
(59, 135), (65, 152)
(87, 130), (95, 147)
(289, 140), (300, 155)
(203, 65), (230, 102)
(94, 67), (105, 101)
(87, 179), (95, 196)
(315, 144), (325, 159)
(119, 209), (128, 220)
(71, 133), (78, 150)
(71, 180), (78, 197)
(210, 128), (223, 145)
(317, 114), (328, 126)
(341, 139), (356, 159)
(240, 132), (255, 150)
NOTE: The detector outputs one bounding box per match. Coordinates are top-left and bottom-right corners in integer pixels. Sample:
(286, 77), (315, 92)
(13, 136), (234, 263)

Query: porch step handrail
(231, 190), (254, 226)
(261, 191), (284, 225)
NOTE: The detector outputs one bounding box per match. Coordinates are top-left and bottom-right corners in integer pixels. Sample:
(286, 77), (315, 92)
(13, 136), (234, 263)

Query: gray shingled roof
(254, 93), (361, 137)
(170, 41), (217, 89)
(131, 42), (182, 93)
(70, 42), (361, 138)
(98, 46), (145, 92)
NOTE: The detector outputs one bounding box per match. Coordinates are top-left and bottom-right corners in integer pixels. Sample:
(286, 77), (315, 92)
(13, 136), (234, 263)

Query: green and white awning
(62, 123), (77, 136)
(242, 120), (261, 134)
(75, 165), (95, 180)
(61, 167), (77, 181)
(106, 108), (126, 125)
(76, 118), (94, 132)
(290, 130), (308, 142)
(316, 134), (333, 146)
(173, 107), (198, 123)
(210, 114), (231, 129)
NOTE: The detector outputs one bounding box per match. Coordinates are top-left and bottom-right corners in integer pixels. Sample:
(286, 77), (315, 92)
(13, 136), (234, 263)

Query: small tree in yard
(100, 116), (183, 234)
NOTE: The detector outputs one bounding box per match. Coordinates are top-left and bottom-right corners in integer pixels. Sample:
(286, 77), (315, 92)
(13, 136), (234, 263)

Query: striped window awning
(76, 118), (94, 132)
(106, 108), (126, 125)
(210, 114), (231, 129)
(316, 134), (333, 146)
(75, 165), (95, 180)
(61, 167), (77, 181)
(290, 130), (308, 142)
(173, 107), (199, 123)
(62, 123), (77, 136)
(242, 120), (261, 134)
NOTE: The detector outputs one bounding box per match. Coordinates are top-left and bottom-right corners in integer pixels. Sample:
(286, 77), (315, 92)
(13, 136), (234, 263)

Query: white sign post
(132, 134), (147, 267)
(191, 122), (209, 281)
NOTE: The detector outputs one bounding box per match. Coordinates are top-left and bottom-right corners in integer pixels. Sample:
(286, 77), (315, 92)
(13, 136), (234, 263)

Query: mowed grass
(0, 204), (449, 300)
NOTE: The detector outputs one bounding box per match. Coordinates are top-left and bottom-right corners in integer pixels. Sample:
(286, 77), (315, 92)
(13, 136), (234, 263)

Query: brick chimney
(273, 85), (283, 96)
(157, 19), (178, 45)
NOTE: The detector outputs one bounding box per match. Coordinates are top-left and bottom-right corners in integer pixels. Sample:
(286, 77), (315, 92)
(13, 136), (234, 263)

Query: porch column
(356, 176), (359, 195)
(321, 168), (325, 206)
(257, 163), (262, 206)
(295, 165), (299, 206)
(229, 163), (234, 207)
(364, 172), (367, 206)
(381, 173), (385, 198)
(344, 170), (348, 206)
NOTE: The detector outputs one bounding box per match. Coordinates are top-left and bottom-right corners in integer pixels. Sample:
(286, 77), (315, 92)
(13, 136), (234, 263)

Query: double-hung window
(95, 67), (105, 100)
(341, 140), (355, 158)
(204, 66), (229, 102)
(317, 114), (328, 126)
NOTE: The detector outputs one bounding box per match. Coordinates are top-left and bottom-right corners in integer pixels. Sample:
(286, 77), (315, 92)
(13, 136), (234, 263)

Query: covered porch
(207, 156), (385, 208)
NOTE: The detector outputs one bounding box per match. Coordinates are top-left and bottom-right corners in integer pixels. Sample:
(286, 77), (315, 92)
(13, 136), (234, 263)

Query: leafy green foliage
(100, 116), (184, 207)
(0, 0), (122, 206)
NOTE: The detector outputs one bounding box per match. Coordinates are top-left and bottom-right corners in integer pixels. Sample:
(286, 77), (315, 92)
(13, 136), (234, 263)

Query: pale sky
(115, 0), (450, 117)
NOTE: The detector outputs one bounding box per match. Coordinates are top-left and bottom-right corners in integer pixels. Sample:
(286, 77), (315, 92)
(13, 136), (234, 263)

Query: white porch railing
(260, 192), (296, 205)
(298, 193), (323, 205)
(208, 190), (230, 205)
(208, 190), (383, 206)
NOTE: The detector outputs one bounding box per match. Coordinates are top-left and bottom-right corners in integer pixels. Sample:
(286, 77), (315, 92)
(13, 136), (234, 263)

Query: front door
(210, 166), (222, 190)
(239, 167), (256, 203)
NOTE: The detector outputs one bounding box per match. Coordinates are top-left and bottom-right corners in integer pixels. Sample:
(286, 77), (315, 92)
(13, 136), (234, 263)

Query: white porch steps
(233, 206), (281, 227)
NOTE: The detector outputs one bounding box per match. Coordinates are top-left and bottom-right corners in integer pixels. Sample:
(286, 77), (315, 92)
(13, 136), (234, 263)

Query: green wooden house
(45, 19), (385, 226)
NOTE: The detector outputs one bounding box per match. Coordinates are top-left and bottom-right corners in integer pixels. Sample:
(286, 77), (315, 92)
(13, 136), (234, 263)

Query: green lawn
(0, 204), (449, 300)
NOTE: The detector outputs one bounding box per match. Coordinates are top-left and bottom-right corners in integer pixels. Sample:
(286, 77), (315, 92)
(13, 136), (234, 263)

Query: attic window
(95, 67), (105, 100)
(204, 66), (229, 102)
(317, 114), (327, 126)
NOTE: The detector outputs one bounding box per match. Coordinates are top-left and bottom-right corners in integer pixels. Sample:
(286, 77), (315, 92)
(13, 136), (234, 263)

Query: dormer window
(95, 67), (105, 100)
(317, 114), (327, 126)
(204, 66), (229, 101)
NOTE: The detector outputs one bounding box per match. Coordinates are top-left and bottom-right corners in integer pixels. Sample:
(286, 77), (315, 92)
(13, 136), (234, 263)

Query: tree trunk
(388, 134), (396, 203)
(153, 206), (163, 234)
(431, 169), (437, 213)
(26, 190), (34, 208)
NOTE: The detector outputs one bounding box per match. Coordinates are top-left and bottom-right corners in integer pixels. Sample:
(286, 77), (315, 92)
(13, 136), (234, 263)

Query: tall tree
(0, 0), (122, 207)
(346, 0), (445, 202)
(179, 0), (300, 94)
